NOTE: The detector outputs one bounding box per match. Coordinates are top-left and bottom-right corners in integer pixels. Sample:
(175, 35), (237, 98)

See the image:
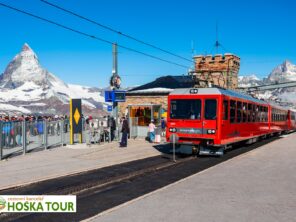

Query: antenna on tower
(191, 40), (195, 57)
(191, 40), (196, 69)
(212, 20), (229, 54)
(215, 20), (221, 54)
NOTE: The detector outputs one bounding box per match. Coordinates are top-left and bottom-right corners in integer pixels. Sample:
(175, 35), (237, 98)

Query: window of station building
(230, 100), (236, 123)
(223, 100), (228, 120)
(242, 102), (247, 122)
(236, 101), (242, 123)
(205, 99), (217, 120)
(247, 103), (252, 122)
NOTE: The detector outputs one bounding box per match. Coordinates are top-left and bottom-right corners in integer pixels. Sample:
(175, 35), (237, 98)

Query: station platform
(0, 139), (162, 190)
(89, 132), (296, 222)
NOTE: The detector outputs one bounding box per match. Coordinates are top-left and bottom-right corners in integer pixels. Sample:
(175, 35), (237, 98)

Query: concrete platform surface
(0, 139), (161, 190)
(89, 133), (296, 222)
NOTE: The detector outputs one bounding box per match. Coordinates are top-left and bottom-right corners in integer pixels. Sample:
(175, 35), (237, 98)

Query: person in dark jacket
(111, 117), (116, 141)
(120, 117), (129, 147)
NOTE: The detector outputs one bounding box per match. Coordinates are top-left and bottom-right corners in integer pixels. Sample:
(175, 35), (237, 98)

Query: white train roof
(170, 88), (269, 105)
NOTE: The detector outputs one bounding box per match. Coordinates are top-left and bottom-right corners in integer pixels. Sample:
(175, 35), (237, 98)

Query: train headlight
(207, 129), (216, 134)
(169, 128), (177, 133)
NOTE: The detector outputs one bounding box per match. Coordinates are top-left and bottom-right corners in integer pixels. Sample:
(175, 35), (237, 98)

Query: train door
(203, 98), (218, 136)
(221, 98), (230, 144)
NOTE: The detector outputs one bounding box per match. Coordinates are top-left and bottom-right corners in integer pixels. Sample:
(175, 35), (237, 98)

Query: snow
(0, 103), (31, 114)
(129, 87), (173, 93)
(21, 103), (47, 107)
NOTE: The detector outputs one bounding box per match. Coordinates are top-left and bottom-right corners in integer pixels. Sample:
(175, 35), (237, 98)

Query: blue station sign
(107, 105), (113, 112)
(104, 90), (126, 102)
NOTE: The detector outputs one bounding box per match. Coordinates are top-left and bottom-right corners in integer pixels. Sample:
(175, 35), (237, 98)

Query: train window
(230, 100), (236, 123)
(259, 106), (263, 122)
(242, 102), (247, 122)
(265, 107), (268, 122)
(272, 108), (275, 122)
(252, 105), (256, 122)
(237, 101), (242, 123)
(205, 99), (217, 120)
(255, 105), (259, 122)
(247, 104), (252, 122)
(170, 99), (201, 120)
(223, 100), (228, 120)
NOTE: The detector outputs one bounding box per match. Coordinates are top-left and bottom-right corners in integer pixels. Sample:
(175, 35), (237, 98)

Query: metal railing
(0, 118), (112, 160)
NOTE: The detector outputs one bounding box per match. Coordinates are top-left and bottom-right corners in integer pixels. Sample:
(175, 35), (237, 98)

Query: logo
(0, 195), (76, 213)
(0, 196), (6, 210)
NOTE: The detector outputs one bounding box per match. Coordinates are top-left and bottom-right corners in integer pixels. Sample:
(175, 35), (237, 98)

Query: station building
(119, 76), (194, 136)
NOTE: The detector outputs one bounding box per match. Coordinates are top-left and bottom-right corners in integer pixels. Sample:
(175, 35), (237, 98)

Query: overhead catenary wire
(0, 2), (189, 69)
(40, 0), (194, 64)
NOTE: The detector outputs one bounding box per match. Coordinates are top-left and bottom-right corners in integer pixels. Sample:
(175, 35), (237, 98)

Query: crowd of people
(0, 114), (68, 122)
(0, 114), (69, 148)
(1, 113), (167, 149)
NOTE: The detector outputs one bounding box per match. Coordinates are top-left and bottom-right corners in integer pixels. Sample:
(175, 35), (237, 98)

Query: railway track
(0, 135), (281, 222)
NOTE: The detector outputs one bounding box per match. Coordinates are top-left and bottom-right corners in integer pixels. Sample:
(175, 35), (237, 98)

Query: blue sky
(0, 0), (295, 87)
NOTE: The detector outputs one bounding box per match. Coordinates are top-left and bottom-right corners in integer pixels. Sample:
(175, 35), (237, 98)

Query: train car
(166, 88), (290, 156)
(288, 110), (296, 132)
(269, 105), (289, 134)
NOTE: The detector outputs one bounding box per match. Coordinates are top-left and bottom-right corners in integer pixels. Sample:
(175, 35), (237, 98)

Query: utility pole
(112, 43), (119, 140)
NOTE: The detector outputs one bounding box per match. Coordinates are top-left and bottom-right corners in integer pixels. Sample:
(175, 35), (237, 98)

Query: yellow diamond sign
(73, 108), (81, 125)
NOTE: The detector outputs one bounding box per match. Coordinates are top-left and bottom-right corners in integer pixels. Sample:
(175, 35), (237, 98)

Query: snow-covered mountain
(238, 74), (263, 87)
(239, 60), (296, 109)
(266, 60), (296, 83)
(0, 43), (107, 116)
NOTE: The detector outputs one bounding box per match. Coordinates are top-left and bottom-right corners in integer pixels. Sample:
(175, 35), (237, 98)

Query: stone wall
(119, 94), (168, 116)
(192, 53), (240, 89)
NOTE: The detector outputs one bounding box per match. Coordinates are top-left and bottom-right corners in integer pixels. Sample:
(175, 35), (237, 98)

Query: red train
(166, 88), (296, 155)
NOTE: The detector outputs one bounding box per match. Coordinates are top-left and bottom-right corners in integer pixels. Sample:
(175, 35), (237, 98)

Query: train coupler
(199, 146), (224, 156)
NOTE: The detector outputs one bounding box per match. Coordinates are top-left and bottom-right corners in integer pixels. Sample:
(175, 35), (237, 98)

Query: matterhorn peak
(267, 60), (296, 83)
(22, 43), (32, 51)
(17, 42), (38, 60)
(0, 43), (66, 89)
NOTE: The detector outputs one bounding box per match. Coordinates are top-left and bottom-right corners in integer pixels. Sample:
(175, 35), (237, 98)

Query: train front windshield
(170, 99), (201, 120)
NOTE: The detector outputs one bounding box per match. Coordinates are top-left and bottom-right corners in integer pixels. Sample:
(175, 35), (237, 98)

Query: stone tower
(191, 53), (240, 89)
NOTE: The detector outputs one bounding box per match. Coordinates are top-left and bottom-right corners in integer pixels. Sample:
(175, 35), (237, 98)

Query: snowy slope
(238, 74), (262, 87)
(0, 43), (107, 116)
